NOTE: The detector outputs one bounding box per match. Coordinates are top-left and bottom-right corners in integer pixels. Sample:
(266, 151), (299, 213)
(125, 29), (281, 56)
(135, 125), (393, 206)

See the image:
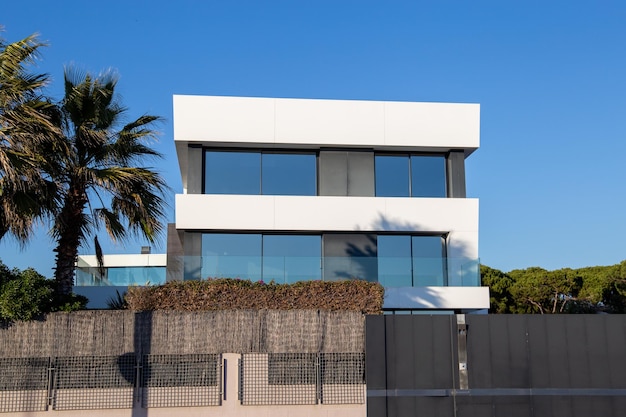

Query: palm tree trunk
(53, 184), (87, 295)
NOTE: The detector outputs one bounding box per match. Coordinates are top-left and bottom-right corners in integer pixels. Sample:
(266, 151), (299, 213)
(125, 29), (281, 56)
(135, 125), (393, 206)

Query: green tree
(39, 70), (169, 295)
(0, 259), (87, 321)
(0, 31), (59, 242)
(508, 267), (590, 314)
(596, 261), (626, 313)
(480, 265), (514, 313)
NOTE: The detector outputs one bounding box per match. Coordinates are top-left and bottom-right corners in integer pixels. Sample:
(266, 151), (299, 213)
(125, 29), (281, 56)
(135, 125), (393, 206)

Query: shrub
(0, 268), (54, 321)
(0, 260), (87, 322)
(126, 278), (384, 314)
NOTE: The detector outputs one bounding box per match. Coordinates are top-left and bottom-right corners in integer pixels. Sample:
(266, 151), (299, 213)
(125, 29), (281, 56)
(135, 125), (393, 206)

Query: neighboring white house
(171, 95), (489, 313)
(74, 252), (166, 308)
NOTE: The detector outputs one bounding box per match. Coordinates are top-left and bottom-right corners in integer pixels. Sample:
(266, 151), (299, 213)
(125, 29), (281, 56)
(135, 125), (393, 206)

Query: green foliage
(480, 265), (514, 313)
(0, 259), (87, 322)
(126, 278), (384, 314)
(0, 31), (60, 244)
(0, 267), (53, 321)
(482, 261), (626, 314)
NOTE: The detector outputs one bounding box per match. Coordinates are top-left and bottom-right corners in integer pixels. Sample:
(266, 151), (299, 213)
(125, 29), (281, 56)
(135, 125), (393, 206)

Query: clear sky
(1, 1), (625, 275)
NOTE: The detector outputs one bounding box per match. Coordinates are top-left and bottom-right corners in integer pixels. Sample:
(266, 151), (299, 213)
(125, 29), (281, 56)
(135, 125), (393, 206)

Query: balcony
(176, 255), (480, 287)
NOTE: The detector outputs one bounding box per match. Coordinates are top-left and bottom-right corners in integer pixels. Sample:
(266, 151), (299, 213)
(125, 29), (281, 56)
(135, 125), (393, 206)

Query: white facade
(173, 95), (488, 312)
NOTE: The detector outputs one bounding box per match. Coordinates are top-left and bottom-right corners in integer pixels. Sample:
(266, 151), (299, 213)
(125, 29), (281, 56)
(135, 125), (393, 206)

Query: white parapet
(384, 286), (490, 310)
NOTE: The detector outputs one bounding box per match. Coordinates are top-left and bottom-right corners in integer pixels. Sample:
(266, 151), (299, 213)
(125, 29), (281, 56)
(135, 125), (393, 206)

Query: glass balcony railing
(170, 255), (480, 287)
(75, 266), (166, 286)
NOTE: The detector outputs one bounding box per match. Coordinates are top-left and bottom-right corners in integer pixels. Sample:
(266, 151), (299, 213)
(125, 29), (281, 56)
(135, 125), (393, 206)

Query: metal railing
(0, 354), (221, 412)
(239, 352), (365, 405)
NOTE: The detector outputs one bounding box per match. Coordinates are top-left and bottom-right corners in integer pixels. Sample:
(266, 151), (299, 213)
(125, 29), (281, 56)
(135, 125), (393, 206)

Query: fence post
(46, 357), (55, 410)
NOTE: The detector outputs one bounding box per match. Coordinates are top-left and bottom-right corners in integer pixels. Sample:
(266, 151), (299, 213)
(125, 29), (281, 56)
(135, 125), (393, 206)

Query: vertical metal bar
(315, 354), (321, 404)
(46, 357), (54, 410)
(238, 357), (242, 404)
(221, 357), (226, 402)
(457, 314), (469, 390)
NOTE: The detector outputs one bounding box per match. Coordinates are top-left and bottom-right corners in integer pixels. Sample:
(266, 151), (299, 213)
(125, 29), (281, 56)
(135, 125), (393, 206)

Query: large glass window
(261, 153), (316, 195)
(377, 236), (412, 287)
(263, 235), (321, 283)
(204, 150), (316, 195)
(377, 235), (446, 287)
(375, 156), (410, 197)
(202, 234), (262, 280)
(411, 155), (446, 197)
(412, 235), (445, 286)
(199, 233), (445, 286)
(201, 233), (320, 282)
(205, 151), (260, 194)
(375, 154), (446, 197)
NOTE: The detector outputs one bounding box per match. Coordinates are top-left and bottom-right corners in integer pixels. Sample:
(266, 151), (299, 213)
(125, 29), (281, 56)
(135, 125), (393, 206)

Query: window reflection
(202, 234), (262, 280)
(263, 235), (321, 283)
(377, 236), (412, 287)
(204, 150), (316, 196)
(199, 233), (446, 286)
(375, 154), (446, 197)
(262, 153), (316, 195)
(375, 155), (409, 197)
(205, 151), (260, 194)
(411, 155), (446, 197)
(412, 235), (445, 286)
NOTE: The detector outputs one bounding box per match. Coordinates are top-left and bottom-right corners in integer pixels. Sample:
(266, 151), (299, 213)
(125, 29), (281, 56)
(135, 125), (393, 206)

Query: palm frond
(94, 235), (105, 281)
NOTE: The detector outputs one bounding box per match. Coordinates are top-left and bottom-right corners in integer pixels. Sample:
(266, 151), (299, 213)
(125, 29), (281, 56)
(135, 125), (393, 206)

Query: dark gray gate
(366, 314), (626, 417)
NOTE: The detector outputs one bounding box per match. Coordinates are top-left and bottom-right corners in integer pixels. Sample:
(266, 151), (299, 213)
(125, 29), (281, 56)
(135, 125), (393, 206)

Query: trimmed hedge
(126, 279), (384, 314)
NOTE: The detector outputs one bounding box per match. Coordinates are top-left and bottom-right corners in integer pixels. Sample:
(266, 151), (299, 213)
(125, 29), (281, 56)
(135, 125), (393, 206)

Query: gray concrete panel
(347, 152), (375, 196)
(166, 223), (184, 282)
(319, 151), (348, 196)
(187, 146), (203, 194)
(446, 150), (466, 198)
(183, 232), (202, 280)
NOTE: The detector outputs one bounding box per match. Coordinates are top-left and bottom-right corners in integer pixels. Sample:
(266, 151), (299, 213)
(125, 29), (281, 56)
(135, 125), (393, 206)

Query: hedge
(126, 279), (384, 314)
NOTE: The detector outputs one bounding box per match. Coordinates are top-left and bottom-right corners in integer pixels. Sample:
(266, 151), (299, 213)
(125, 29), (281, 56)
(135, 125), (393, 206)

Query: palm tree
(0, 32), (59, 242)
(42, 69), (168, 295)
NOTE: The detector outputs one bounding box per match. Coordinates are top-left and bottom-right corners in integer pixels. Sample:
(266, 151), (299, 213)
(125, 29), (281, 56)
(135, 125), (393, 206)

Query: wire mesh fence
(320, 352), (365, 404)
(240, 353), (317, 405)
(1, 351), (364, 412)
(0, 357), (49, 413)
(240, 352), (365, 405)
(141, 354), (221, 407)
(52, 355), (135, 410)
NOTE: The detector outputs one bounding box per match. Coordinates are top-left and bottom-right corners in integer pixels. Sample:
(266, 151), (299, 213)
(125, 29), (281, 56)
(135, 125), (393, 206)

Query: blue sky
(1, 1), (625, 275)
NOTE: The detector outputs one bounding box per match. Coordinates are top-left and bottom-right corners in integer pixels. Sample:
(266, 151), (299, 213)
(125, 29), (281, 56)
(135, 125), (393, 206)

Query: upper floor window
(204, 150), (316, 195)
(375, 155), (446, 197)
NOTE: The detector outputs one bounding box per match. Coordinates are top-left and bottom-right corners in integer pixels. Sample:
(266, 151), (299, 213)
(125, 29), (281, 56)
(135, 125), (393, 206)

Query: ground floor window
(199, 232), (446, 286)
(201, 234), (321, 283)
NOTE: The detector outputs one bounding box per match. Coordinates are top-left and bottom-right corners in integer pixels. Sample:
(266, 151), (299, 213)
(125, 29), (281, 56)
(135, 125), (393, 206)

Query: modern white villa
(168, 95), (488, 313)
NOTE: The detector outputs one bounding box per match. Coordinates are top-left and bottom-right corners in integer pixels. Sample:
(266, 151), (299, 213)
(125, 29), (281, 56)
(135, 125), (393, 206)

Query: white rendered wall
(173, 95), (480, 190)
(384, 287), (490, 310)
(77, 253), (167, 268)
(175, 195), (478, 259)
